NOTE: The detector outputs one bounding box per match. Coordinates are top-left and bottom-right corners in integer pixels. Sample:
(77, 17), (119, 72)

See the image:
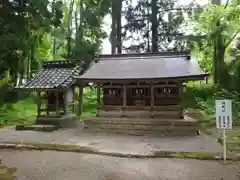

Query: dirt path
(1, 150), (239, 180)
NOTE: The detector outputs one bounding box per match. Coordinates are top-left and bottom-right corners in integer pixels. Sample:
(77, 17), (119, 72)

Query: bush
(184, 81), (240, 122)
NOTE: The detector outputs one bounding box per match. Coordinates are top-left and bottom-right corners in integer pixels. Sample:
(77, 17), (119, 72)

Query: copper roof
(76, 52), (208, 81)
(19, 60), (82, 89)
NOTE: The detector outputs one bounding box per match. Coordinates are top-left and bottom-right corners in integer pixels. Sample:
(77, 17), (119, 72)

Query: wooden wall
(97, 81), (183, 119)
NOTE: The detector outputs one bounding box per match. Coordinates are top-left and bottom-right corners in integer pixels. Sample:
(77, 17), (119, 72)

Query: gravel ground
(1, 150), (239, 180)
(0, 128), (221, 154)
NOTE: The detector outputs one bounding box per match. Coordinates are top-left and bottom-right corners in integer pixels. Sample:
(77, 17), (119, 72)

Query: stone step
(15, 124), (59, 132)
(36, 117), (62, 126)
(83, 127), (199, 136)
(85, 118), (197, 126)
(84, 123), (198, 131)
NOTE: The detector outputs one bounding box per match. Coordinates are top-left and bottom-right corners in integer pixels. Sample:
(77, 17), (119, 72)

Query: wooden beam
(102, 84), (178, 89)
(100, 105), (181, 111)
(96, 86), (101, 117)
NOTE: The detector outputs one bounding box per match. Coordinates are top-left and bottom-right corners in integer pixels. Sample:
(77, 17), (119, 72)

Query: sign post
(215, 100), (232, 164)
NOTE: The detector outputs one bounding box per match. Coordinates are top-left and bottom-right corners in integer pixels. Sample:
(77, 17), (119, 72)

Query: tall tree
(191, 0), (240, 85)
(122, 0), (191, 52)
(151, 0), (158, 52)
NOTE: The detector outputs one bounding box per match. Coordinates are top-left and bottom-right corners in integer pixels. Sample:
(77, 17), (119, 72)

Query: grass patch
(0, 97), (36, 126)
(0, 88), (98, 125)
(217, 126), (240, 153)
(0, 164), (17, 180)
(184, 81), (240, 127)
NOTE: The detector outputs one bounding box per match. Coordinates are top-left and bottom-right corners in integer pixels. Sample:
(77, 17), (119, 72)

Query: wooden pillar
(179, 83), (184, 119)
(122, 84), (127, 117)
(63, 91), (67, 115)
(56, 91), (60, 116)
(46, 92), (49, 115)
(150, 83), (155, 118)
(37, 91), (41, 116)
(96, 86), (100, 117)
(78, 86), (84, 117)
(72, 87), (75, 113)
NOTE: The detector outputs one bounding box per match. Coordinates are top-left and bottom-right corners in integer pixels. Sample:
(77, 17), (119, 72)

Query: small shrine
(75, 51), (209, 136)
(19, 60), (82, 126)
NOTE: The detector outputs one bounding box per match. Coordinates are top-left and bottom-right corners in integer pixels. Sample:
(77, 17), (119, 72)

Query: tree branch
(224, 30), (240, 48)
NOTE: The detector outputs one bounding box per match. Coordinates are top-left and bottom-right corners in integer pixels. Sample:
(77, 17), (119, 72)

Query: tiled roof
(19, 60), (82, 89)
(76, 52), (208, 81)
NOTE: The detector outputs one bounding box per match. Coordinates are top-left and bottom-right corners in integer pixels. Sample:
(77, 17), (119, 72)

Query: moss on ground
(0, 163), (17, 180)
(152, 151), (220, 160)
(0, 141), (236, 161)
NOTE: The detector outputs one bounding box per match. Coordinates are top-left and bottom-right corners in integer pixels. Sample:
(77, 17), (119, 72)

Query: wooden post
(179, 83), (184, 119)
(78, 86), (84, 117)
(37, 91), (41, 116)
(63, 91), (68, 115)
(96, 86), (100, 117)
(122, 84), (127, 117)
(46, 92), (49, 115)
(72, 87), (75, 113)
(56, 91), (60, 116)
(150, 83), (155, 118)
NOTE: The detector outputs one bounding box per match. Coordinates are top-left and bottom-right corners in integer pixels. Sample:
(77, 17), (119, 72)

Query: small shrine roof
(75, 51), (209, 82)
(19, 60), (82, 90)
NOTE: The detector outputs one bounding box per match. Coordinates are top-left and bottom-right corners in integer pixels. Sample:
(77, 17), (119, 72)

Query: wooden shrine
(76, 51), (209, 136)
(19, 60), (82, 126)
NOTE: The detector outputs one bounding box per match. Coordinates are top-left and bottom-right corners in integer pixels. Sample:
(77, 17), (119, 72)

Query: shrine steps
(83, 116), (199, 136)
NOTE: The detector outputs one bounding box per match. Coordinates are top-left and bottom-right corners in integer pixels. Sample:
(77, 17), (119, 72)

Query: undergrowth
(184, 81), (240, 123)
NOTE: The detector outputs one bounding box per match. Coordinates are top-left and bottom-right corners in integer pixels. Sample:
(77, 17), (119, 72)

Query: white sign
(215, 100), (232, 129)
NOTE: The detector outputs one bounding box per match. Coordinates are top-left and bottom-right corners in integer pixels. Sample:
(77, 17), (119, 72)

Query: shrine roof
(19, 60), (82, 90)
(75, 51), (209, 82)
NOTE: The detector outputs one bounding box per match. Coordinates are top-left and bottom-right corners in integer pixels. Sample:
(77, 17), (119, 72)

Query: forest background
(0, 0), (239, 127)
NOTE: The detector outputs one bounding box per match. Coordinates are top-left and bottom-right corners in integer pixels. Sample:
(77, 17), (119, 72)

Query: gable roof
(19, 60), (82, 90)
(75, 52), (208, 82)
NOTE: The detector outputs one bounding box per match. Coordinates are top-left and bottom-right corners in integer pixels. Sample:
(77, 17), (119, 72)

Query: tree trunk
(147, 0), (150, 52)
(66, 0), (74, 57)
(116, 0), (122, 54)
(111, 0), (117, 54)
(52, 0), (56, 60)
(151, 0), (158, 52)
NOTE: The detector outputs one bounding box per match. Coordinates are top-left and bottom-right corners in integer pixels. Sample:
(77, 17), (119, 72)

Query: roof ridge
(98, 51), (190, 59)
(98, 55), (189, 61)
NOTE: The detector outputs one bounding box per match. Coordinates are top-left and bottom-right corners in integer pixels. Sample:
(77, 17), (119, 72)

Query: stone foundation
(83, 116), (199, 136)
(35, 114), (79, 128)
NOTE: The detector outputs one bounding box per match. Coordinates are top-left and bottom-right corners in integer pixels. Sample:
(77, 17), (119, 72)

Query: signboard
(215, 100), (232, 129)
(215, 99), (233, 164)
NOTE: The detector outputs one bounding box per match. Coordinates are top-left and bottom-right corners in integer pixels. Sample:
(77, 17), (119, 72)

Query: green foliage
(0, 88), (98, 125)
(184, 81), (240, 122)
(191, 1), (240, 86)
(0, 98), (36, 125)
